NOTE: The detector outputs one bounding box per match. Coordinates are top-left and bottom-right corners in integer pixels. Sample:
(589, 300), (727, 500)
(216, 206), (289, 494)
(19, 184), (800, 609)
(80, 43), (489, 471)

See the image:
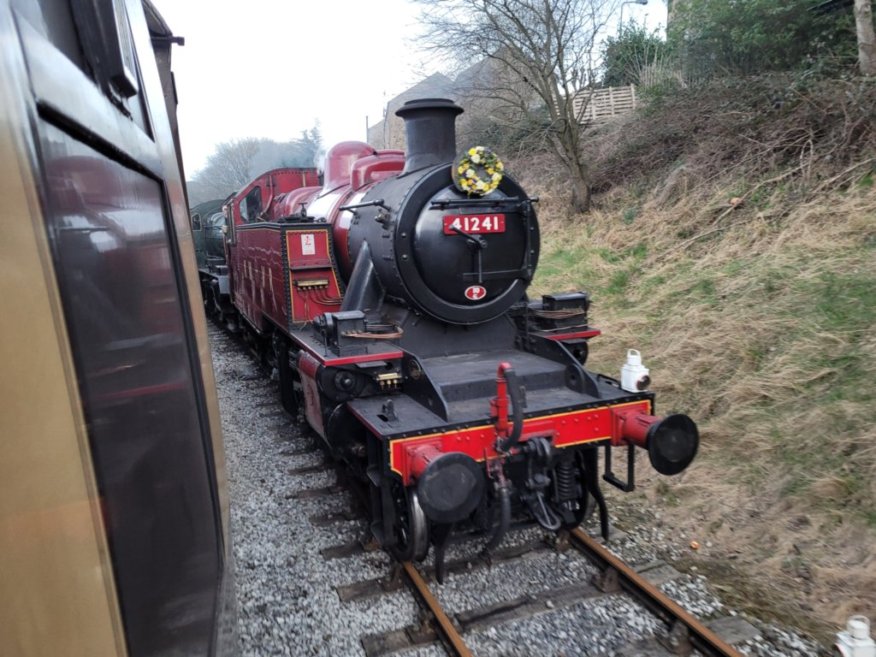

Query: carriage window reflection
(40, 126), (220, 657)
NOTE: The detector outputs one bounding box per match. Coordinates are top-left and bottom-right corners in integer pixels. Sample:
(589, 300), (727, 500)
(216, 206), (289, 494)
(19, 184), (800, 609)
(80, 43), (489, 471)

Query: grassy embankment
(523, 76), (875, 643)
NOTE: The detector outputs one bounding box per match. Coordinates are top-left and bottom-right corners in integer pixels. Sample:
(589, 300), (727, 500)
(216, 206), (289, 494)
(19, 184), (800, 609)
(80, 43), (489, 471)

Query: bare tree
(185, 177), (218, 207)
(188, 128), (323, 203)
(855, 0), (876, 76)
(418, 0), (620, 211)
(196, 138), (262, 199)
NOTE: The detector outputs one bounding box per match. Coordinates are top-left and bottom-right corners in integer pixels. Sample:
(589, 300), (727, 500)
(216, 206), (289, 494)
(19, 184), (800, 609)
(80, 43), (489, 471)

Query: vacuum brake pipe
(480, 475), (511, 555)
(493, 362), (524, 453)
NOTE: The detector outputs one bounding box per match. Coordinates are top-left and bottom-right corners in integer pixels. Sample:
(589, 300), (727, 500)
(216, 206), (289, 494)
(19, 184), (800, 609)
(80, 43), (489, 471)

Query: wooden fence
(572, 85), (637, 124)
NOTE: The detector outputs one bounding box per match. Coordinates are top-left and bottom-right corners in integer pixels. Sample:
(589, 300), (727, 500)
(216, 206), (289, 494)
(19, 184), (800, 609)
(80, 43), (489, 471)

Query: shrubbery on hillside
(670, 0), (857, 79)
(521, 74), (875, 642)
(588, 75), (876, 194)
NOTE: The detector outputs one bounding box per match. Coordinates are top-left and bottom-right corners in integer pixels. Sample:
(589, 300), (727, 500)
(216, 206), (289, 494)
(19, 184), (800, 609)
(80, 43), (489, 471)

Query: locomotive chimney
(395, 98), (463, 174)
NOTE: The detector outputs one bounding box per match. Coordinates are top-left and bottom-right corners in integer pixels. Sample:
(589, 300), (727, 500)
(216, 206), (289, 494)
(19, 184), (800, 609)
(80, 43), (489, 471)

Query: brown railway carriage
(1, 1), (235, 656)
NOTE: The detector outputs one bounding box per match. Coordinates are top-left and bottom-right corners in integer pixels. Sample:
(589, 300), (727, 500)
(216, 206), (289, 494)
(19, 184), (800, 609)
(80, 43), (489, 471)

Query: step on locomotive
(193, 98), (699, 578)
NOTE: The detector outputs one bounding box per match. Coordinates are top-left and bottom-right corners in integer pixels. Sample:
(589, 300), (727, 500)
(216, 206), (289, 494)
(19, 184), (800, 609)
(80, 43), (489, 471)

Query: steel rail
(401, 561), (473, 657)
(569, 528), (742, 657)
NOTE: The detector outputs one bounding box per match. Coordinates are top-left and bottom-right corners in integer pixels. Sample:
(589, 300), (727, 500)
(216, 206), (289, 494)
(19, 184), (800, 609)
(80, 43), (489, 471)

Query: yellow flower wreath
(452, 146), (505, 196)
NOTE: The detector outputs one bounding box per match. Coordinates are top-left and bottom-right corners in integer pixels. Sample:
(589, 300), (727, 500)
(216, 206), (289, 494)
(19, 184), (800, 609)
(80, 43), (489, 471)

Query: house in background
(368, 54), (530, 150)
(369, 56), (638, 152)
(367, 73), (454, 150)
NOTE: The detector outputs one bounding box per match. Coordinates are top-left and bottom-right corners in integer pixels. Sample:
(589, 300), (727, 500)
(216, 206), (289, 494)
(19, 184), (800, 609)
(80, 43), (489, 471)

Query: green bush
(670, 0), (856, 78)
(601, 21), (671, 87)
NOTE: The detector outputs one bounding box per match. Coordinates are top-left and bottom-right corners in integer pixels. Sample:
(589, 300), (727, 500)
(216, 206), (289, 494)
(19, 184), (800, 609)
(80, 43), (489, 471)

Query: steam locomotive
(194, 98), (699, 576)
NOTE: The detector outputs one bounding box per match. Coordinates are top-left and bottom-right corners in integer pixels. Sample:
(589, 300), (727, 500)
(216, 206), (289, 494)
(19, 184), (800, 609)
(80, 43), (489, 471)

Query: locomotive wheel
(390, 483), (429, 562)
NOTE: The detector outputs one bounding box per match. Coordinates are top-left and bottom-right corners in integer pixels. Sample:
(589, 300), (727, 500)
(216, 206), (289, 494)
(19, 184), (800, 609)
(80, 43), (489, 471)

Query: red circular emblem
(465, 285), (487, 301)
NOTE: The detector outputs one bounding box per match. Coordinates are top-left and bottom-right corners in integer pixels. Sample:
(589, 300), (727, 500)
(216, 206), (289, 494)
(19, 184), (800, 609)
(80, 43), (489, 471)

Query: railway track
(568, 528), (743, 657)
(315, 496), (755, 657)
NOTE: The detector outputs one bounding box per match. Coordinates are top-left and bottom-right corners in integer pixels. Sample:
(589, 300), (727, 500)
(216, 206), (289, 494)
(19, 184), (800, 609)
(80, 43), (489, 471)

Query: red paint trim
(387, 399), (652, 483)
(321, 352), (404, 367)
(290, 333), (403, 367)
(298, 351), (325, 437)
(546, 329), (602, 341)
(298, 351), (320, 378)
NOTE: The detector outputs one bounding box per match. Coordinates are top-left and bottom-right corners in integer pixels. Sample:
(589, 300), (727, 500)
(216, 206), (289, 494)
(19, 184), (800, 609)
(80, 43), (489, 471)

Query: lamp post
(618, 0), (648, 32)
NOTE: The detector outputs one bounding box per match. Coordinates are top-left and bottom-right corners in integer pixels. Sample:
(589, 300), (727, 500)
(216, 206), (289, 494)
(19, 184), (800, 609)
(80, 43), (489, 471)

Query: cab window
(243, 186), (261, 223)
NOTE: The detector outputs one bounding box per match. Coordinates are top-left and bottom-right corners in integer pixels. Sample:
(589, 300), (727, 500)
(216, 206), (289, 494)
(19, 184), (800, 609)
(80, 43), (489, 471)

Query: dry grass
(511, 76), (876, 645)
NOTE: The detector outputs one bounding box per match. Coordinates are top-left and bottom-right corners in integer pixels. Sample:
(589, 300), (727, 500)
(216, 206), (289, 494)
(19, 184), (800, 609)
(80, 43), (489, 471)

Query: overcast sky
(152, 0), (661, 177)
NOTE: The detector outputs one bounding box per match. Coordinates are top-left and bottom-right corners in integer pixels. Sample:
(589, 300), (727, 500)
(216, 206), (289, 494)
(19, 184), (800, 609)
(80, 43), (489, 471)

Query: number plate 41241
(443, 214), (506, 235)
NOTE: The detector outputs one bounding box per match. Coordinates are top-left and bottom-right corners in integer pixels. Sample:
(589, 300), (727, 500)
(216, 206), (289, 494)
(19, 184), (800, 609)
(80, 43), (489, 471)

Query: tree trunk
(557, 124), (591, 213)
(568, 164), (591, 213)
(667, 0), (679, 32)
(855, 0), (876, 76)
